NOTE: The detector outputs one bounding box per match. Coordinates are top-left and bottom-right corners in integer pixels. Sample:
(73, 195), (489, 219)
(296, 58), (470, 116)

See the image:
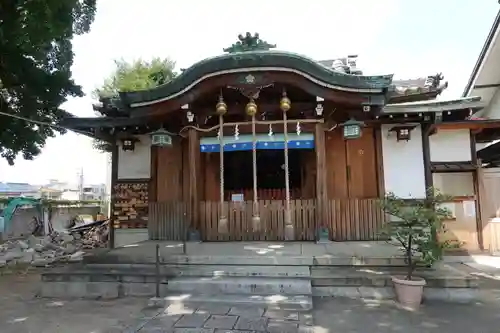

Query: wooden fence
(327, 198), (386, 241)
(148, 201), (187, 241)
(148, 198), (386, 241)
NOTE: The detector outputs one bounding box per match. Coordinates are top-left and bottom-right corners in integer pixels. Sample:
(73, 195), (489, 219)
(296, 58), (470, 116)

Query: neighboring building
(0, 182), (40, 198)
(62, 33), (490, 249)
(463, 10), (500, 123)
(462, 9), (500, 253)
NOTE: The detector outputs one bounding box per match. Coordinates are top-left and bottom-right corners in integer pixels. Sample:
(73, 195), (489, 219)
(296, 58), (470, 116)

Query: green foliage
(93, 58), (177, 99)
(379, 188), (452, 280)
(0, 0), (97, 165)
(92, 57), (176, 152)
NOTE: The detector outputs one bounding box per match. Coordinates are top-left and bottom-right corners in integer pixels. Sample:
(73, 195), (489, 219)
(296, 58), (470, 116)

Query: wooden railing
(199, 200), (316, 241)
(148, 198), (386, 241)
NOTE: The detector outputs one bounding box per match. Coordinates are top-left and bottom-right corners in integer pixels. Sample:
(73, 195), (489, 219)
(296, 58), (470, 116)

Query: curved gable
(120, 51), (394, 108)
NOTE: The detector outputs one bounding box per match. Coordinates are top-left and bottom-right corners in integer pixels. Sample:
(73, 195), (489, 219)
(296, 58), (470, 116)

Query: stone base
(284, 224), (295, 241)
(316, 227), (330, 243)
(188, 230), (201, 242)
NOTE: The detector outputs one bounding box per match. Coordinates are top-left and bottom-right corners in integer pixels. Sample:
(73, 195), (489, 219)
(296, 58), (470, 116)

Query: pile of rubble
(0, 220), (109, 268)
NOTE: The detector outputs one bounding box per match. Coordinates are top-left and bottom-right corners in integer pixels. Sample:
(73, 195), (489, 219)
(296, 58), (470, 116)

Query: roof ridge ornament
(223, 32), (276, 53)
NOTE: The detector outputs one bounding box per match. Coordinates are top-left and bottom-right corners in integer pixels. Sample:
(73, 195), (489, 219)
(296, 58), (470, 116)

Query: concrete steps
(166, 276), (312, 295)
(40, 261), (313, 308)
(159, 293), (313, 311)
(84, 263), (311, 278)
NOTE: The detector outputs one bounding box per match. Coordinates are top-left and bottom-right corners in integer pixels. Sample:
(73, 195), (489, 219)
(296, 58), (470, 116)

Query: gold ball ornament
(280, 96), (291, 112)
(245, 100), (258, 116)
(215, 100), (228, 116)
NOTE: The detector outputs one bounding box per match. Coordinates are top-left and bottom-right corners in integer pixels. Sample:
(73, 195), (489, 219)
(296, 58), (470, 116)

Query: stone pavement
(105, 303), (314, 333)
(314, 297), (500, 333)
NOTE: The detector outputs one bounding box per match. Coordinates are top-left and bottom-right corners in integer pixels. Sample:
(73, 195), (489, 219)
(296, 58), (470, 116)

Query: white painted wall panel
(117, 135), (151, 179)
(381, 124), (426, 198)
(429, 129), (471, 162)
(480, 87), (500, 119)
(433, 172), (474, 197)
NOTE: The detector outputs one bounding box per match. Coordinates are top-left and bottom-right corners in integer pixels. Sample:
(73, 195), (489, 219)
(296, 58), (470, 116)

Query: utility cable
(0, 110), (94, 136)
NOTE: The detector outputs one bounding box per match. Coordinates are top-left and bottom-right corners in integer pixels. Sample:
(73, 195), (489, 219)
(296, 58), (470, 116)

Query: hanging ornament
(296, 121), (301, 136)
(268, 124), (273, 137)
(234, 124), (239, 140)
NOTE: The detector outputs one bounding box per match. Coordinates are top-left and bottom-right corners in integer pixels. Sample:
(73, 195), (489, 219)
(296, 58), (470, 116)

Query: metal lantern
(245, 99), (258, 116)
(215, 95), (228, 116)
(150, 128), (173, 147)
(280, 95), (291, 112)
(343, 118), (364, 140)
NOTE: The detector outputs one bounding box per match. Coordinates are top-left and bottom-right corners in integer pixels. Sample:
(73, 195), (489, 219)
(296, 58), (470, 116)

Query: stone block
(174, 314), (210, 328)
(234, 316), (268, 331)
(122, 282), (167, 297)
(85, 282), (119, 299)
(203, 315), (238, 329)
(268, 320), (299, 333)
(195, 304), (231, 315)
(229, 306), (265, 317)
(263, 309), (299, 321)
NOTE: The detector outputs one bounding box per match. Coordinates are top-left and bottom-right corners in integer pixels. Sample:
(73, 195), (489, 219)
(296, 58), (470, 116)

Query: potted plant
(379, 189), (451, 310)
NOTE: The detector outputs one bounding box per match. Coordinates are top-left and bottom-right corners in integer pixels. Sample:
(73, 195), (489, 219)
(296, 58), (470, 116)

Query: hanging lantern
(150, 128), (173, 147)
(280, 92), (291, 112)
(245, 99), (258, 116)
(343, 118), (364, 140)
(215, 95), (228, 116)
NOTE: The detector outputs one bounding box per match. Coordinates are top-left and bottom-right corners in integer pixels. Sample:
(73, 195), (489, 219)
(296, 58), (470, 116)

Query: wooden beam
(315, 123), (328, 239)
(188, 128), (201, 233)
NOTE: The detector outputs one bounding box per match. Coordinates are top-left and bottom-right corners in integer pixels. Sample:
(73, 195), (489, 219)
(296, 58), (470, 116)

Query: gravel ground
(0, 271), (145, 333)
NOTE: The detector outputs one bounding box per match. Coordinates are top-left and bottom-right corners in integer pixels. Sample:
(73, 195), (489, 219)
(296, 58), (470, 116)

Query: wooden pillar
(421, 123), (433, 195)
(315, 123), (329, 241)
(374, 126), (385, 197)
(109, 136), (119, 249)
(470, 130), (483, 250)
(188, 128), (201, 236)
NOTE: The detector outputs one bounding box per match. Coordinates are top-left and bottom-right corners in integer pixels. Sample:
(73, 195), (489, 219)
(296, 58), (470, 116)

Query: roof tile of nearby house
(0, 182), (39, 193)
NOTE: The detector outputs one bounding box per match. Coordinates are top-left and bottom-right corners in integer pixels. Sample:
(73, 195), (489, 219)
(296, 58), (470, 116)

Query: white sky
(0, 0), (498, 185)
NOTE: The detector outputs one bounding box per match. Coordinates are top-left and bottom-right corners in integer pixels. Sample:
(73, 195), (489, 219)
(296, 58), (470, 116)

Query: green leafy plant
(379, 188), (452, 280)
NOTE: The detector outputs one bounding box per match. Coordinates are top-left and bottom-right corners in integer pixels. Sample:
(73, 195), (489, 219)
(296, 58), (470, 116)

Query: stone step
(155, 293), (313, 311)
(311, 266), (479, 288)
(83, 263), (311, 278)
(85, 254), (412, 267)
(84, 254), (314, 266)
(166, 277), (312, 295)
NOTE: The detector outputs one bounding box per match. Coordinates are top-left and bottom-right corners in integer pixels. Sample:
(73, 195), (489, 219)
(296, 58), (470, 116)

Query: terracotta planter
(392, 275), (426, 310)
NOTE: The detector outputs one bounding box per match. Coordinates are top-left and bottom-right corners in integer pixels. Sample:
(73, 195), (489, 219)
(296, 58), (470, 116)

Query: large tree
(0, 0), (97, 165)
(93, 57), (177, 151)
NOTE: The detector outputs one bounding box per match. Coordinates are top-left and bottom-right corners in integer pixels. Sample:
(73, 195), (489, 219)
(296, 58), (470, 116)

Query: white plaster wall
(429, 129), (471, 162)
(381, 124), (426, 198)
(433, 172), (474, 197)
(481, 87), (500, 119)
(117, 135), (151, 179)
